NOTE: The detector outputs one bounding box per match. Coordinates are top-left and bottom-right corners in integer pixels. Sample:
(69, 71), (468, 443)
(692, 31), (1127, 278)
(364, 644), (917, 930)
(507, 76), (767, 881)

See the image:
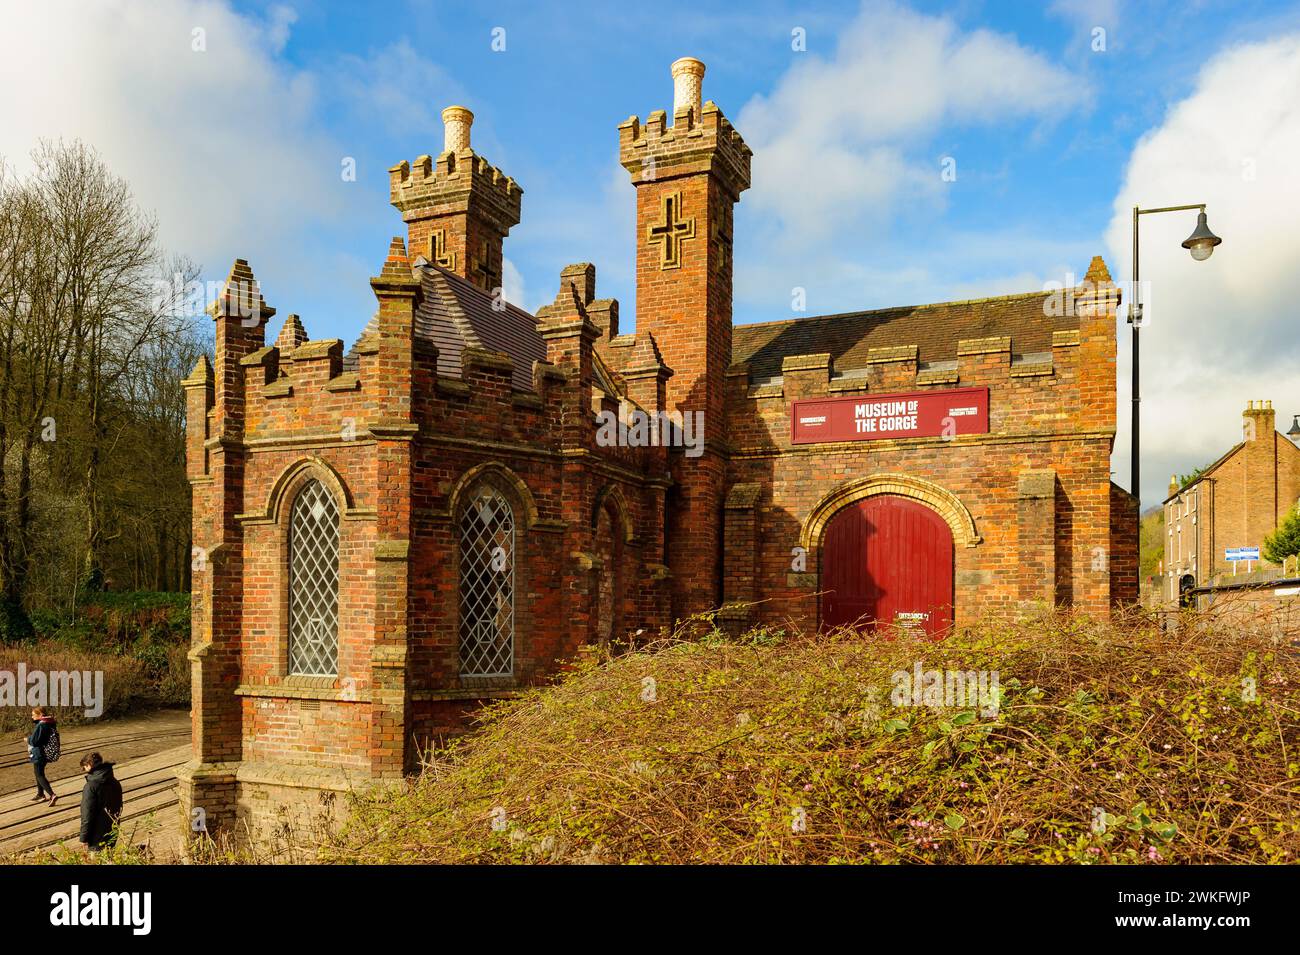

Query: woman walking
(27, 707), (58, 806)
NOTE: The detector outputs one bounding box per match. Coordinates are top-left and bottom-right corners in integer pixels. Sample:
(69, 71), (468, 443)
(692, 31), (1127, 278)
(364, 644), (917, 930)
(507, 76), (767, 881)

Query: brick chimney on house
(389, 106), (522, 294)
(1242, 399), (1280, 554)
(1243, 399), (1275, 444)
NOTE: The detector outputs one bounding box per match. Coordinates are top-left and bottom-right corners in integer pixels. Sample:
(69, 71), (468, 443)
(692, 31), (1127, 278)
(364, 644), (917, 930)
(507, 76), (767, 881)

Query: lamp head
(1182, 210), (1222, 261)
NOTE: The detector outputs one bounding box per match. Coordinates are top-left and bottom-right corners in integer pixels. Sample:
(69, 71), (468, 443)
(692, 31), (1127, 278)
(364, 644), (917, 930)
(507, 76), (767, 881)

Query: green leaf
(882, 719), (909, 734)
(944, 813), (966, 830)
(1151, 821), (1178, 841)
(1008, 827), (1028, 842)
(951, 711), (976, 726)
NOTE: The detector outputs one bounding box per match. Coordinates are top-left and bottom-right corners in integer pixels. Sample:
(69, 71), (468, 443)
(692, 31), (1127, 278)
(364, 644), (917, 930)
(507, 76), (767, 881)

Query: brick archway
(799, 473), (980, 552)
(591, 483), (635, 542)
(255, 456), (358, 524)
(446, 462), (539, 529)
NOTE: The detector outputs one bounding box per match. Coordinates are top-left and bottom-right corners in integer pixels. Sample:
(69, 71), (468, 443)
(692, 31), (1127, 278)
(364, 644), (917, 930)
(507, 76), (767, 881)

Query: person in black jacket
(26, 707), (57, 806)
(78, 752), (123, 852)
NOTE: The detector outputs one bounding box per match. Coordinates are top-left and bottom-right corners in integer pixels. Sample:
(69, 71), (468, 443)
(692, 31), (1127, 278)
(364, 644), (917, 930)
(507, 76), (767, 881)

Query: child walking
(27, 707), (58, 806)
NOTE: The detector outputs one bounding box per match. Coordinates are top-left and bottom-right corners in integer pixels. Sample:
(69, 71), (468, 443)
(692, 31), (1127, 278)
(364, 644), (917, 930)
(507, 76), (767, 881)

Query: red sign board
(790, 387), (989, 445)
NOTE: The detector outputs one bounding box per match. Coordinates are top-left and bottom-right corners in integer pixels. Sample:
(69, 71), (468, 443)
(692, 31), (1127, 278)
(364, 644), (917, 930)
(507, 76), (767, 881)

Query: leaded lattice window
(288, 479), (340, 676)
(458, 486), (515, 677)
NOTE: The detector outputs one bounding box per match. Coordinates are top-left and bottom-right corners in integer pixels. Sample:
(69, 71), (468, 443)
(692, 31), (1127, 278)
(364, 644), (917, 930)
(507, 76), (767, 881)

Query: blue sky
(201, 0), (1291, 324)
(4, 0), (1300, 507)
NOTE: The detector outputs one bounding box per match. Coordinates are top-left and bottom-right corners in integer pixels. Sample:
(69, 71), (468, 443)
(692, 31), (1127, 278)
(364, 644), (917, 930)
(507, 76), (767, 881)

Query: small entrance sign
(791, 387), (989, 445)
(1225, 547), (1260, 561)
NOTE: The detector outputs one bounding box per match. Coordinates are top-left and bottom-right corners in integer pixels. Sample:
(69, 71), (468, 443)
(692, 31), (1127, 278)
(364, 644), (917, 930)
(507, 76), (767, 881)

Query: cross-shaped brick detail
(429, 230), (457, 270)
(471, 239), (501, 292)
(647, 191), (695, 270)
(711, 215), (732, 274)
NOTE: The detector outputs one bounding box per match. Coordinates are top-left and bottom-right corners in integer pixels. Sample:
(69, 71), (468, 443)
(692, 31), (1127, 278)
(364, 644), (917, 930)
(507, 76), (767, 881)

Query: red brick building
(1161, 399), (1300, 601)
(180, 58), (1137, 840)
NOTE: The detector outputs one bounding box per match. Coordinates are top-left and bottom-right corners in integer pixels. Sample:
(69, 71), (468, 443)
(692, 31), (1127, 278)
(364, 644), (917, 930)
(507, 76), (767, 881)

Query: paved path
(0, 710), (190, 859)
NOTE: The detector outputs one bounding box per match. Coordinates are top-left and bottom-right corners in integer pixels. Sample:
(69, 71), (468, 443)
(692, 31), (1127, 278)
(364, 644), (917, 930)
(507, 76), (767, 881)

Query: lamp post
(1129, 204), (1221, 505)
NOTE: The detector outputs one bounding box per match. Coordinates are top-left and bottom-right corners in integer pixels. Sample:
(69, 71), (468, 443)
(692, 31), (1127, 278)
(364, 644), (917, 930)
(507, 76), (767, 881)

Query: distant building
(1162, 400), (1300, 602)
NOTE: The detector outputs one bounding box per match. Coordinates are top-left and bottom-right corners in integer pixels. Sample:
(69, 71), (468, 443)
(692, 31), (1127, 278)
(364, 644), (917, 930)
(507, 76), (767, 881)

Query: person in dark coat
(78, 752), (123, 851)
(26, 707), (57, 806)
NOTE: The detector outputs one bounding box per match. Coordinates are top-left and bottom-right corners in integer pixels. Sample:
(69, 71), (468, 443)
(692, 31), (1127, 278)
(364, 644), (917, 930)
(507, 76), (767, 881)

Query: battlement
(618, 61), (752, 197)
(731, 330), (1093, 401)
(388, 106), (521, 292)
(389, 142), (522, 235)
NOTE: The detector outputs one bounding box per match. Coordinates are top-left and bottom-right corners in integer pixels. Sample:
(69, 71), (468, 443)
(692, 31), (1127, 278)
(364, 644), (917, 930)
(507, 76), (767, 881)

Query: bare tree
(0, 141), (205, 634)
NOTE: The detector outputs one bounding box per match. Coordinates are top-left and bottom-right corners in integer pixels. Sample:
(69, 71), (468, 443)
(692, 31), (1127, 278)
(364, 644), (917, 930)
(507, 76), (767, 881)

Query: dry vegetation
(0, 592), (190, 733)
(323, 607), (1297, 865)
(16, 605), (1296, 866)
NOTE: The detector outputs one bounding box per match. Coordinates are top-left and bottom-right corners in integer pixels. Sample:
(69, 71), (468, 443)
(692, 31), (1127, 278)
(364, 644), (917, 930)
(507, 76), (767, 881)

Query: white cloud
(737, 1), (1088, 240)
(335, 39), (468, 139)
(0, 1), (360, 289)
(1105, 34), (1300, 506)
(501, 257), (527, 311)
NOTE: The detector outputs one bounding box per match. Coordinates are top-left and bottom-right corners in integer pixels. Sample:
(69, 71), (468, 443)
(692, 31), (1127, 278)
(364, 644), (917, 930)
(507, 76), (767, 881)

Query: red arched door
(821, 494), (954, 639)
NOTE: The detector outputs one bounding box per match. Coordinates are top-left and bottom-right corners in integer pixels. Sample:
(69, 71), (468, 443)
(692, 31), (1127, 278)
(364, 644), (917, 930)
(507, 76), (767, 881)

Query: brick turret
(619, 57), (752, 622)
(389, 106), (522, 295)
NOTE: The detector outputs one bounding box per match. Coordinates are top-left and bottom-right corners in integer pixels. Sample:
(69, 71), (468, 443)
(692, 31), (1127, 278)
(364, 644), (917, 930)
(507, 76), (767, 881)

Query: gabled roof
(1165, 441), (1245, 503)
(343, 264), (546, 392)
(731, 288), (1078, 385)
(1163, 431), (1300, 503)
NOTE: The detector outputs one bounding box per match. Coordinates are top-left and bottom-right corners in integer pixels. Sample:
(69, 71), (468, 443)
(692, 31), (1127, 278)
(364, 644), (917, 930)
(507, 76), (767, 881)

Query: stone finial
(443, 106), (474, 152)
(1084, 255), (1112, 285)
(628, 330), (667, 372)
(208, 258), (275, 323)
(380, 236), (410, 276)
(183, 353), (213, 386)
(561, 262), (596, 305)
(275, 313), (308, 351)
(671, 57), (705, 121)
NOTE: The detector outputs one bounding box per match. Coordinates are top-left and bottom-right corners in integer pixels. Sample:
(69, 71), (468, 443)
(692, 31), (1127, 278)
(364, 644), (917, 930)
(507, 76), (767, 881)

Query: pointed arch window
(288, 479), (340, 676)
(458, 485), (515, 677)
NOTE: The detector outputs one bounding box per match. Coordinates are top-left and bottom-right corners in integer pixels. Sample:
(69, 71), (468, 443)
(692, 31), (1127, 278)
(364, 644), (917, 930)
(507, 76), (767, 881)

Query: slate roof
(341, 268), (1092, 397)
(343, 263), (546, 391)
(731, 289), (1078, 385)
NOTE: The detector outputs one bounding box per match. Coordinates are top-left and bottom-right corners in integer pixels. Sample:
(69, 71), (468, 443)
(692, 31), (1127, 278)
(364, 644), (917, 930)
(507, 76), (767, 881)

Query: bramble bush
(327, 607), (1298, 865)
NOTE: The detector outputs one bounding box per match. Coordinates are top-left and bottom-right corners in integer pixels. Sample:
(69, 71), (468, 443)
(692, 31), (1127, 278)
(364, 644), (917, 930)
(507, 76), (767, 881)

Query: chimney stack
(442, 106), (473, 153)
(671, 57), (705, 123)
(1243, 399), (1275, 443)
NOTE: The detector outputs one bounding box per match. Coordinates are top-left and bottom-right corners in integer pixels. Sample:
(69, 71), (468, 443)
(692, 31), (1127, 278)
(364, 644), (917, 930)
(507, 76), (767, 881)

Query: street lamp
(1287, 415), (1300, 445)
(1129, 203), (1222, 508)
(1181, 210), (1223, 262)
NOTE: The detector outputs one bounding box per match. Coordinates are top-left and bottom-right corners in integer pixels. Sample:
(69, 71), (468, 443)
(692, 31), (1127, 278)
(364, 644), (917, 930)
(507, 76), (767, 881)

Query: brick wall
(723, 285), (1129, 628)
(182, 247), (674, 840)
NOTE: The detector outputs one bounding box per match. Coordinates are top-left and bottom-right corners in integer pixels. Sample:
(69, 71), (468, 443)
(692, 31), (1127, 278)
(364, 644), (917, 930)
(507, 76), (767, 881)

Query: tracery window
(458, 485), (515, 677)
(288, 479), (340, 677)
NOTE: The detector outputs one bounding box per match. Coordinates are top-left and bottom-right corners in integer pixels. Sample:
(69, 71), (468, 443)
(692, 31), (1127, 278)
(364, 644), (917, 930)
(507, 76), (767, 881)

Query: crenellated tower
(619, 57), (752, 621)
(389, 106), (522, 295)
